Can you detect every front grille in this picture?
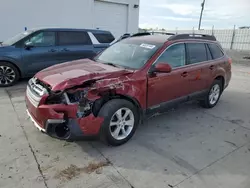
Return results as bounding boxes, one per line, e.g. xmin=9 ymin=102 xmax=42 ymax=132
xmin=26 ymin=78 xmax=48 ymax=107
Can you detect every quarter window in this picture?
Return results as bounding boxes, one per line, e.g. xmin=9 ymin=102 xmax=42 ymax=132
xmin=156 ymin=43 xmax=185 ymax=68
xmin=25 ymin=31 xmax=56 ymax=47
xmin=208 ymin=43 xmax=224 ymax=59
xmin=58 ymin=31 xmax=92 ymax=45
xmin=186 ymin=43 xmax=207 ymax=64
xmin=93 ymin=33 xmax=115 ymax=43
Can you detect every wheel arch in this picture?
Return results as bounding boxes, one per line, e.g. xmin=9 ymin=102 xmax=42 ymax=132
xmin=92 ymin=93 xmax=143 ymax=120
xmin=0 ymin=60 xmax=22 ymax=78
xmin=214 ymin=75 xmax=225 ymax=90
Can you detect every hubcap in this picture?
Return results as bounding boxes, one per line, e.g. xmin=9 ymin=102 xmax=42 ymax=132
xmin=109 ymin=108 xmax=135 ymax=140
xmin=209 ymin=84 xmax=220 ymax=105
xmin=0 ymin=66 xmax=15 ymax=85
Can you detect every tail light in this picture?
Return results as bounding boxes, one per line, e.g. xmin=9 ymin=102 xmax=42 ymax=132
xmin=228 ymin=58 xmax=232 ymax=65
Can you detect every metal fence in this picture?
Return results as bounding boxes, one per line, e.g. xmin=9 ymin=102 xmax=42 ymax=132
xmin=148 ymin=28 xmax=250 ymax=51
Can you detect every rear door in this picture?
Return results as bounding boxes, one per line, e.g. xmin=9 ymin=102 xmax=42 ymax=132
xmin=205 ymin=43 xmax=226 ymax=86
xmin=56 ymin=31 xmax=95 ymax=63
xmin=185 ymin=42 xmax=210 ymax=97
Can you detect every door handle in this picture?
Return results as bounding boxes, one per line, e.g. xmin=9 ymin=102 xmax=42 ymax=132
xmin=209 ymin=65 xmax=215 ymax=70
xmin=181 ymin=72 xmax=188 ymax=77
xmin=48 ymin=49 xmax=57 ymax=52
xmin=61 ymin=48 xmax=70 ymax=52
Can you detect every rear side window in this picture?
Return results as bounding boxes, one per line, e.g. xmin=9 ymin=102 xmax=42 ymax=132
xmin=186 ymin=43 xmax=207 ymax=64
xmin=58 ymin=31 xmax=92 ymax=45
xmin=93 ymin=33 xmax=115 ymax=43
xmin=208 ymin=43 xmax=224 ymax=59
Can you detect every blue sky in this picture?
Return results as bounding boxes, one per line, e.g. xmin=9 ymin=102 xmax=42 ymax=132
xmin=139 ymin=0 xmax=250 ymax=29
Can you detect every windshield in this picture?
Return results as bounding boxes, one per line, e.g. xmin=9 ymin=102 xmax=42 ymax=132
xmin=2 ymin=30 xmax=33 ymax=46
xmin=96 ymin=39 xmax=162 ymax=69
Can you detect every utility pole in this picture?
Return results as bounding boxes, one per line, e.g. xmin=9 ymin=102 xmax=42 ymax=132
xmin=198 ymin=0 xmax=206 ymax=30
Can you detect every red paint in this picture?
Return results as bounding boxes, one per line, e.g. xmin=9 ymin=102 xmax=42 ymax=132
xmin=154 ymin=63 xmax=172 ymax=73
xmin=77 ymin=115 xmax=104 ymax=135
xmin=35 ymin=59 xmax=133 ymax=91
xmin=26 ymin=35 xmax=232 ymax=138
xmin=26 ymin=96 xmax=64 ymax=129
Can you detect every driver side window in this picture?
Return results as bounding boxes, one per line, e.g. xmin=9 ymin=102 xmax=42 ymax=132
xmin=25 ymin=31 xmax=56 ymax=47
xmin=156 ymin=43 xmax=186 ymax=68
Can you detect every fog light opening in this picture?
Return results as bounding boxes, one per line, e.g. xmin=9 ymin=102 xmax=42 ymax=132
xmin=54 ymin=124 xmax=70 ymax=139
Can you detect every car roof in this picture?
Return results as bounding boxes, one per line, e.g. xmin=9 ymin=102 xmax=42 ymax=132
xmin=31 ymin=27 xmax=111 ymax=34
xmin=126 ymin=35 xmax=171 ymax=44
xmin=126 ymin=34 xmax=218 ymax=45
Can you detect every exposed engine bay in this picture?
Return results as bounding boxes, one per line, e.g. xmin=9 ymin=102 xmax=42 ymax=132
xmin=45 ymin=89 xmax=93 ymax=118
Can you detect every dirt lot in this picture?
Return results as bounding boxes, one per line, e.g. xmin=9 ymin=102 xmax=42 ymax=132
xmin=0 ymin=62 xmax=250 ymax=188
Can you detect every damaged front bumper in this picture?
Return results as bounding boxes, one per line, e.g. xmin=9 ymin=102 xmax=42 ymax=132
xmin=25 ymin=78 xmax=104 ymax=140
xmin=26 ymin=96 xmax=104 ymax=140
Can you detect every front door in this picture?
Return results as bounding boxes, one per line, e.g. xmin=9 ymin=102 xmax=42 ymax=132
xmin=147 ymin=43 xmax=190 ymax=110
xmin=21 ymin=31 xmax=58 ymax=75
xmin=56 ymin=31 xmax=96 ymax=63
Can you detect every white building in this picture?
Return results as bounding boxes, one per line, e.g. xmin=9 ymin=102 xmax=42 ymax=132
xmin=0 ymin=0 xmax=140 ymax=41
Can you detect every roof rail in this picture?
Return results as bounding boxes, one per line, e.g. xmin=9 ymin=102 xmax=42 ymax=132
xmin=149 ymin=31 xmax=175 ymax=36
xmin=131 ymin=32 xmax=151 ymax=37
xmin=131 ymin=31 xmax=176 ymax=37
xmin=168 ymin=34 xmax=216 ymax=41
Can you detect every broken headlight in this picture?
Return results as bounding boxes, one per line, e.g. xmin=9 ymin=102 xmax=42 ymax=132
xmin=66 ymin=90 xmax=92 ymax=118
xmin=45 ymin=91 xmax=66 ymax=104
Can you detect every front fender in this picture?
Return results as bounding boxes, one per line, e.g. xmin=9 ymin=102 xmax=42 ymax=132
xmin=87 ymin=77 xmax=147 ymax=109
xmin=0 ymin=56 xmax=23 ymax=74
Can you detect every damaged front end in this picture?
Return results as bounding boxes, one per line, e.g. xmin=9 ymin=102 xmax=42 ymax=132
xmin=26 ymin=78 xmax=104 ymax=141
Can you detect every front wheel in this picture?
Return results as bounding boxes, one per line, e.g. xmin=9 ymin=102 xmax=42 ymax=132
xmin=200 ymin=80 xmax=222 ymax=108
xmin=99 ymin=99 xmax=139 ymax=146
xmin=0 ymin=62 xmax=20 ymax=87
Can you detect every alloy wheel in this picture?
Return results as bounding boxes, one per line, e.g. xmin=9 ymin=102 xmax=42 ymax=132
xmin=209 ymin=84 xmax=220 ymax=105
xmin=109 ymin=107 xmax=135 ymax=140
xmin=0 ymin=66 xmax=16 ymax=85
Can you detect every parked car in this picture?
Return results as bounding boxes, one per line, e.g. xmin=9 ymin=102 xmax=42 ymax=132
xmin=0 ymin=28 xmax=114 ymax=86
xmin=26 ymin=33 xmax=232 ymax=146
xmin=110 ymin=32 xmax=152 ymax=45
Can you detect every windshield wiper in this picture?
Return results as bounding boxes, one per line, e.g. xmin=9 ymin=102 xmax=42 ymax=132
xmin=97 ymin=60 xmax=131 ymax=69
xmin=105 ymin=62 xmax=121 ymax=68
xmin=99 ymin=61 xmax=123 ymax=68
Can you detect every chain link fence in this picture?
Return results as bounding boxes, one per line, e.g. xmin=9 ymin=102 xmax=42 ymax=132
xmin=145 ymin=27 xmax=250 ymax=51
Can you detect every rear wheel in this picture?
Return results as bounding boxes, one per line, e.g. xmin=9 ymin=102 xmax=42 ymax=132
xmin=0 ymin=62 xmax=20 ymax=87
xmin=200 ymin=80 xmax=222 ymax=108
xmin=99 ymin=99 xmax=139 ymax=146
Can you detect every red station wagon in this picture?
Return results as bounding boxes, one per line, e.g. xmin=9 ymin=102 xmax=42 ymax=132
xmin=26 ymin=34 xmax=232 ymax=146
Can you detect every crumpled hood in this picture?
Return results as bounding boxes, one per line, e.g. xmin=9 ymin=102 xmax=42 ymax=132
xmin=35 ymin=59 xmax=133 ymax=91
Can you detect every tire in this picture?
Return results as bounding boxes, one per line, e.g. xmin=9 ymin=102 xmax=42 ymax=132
xmin=0 ymin=62 xmax=20 ymax=87
xmin=98 ymin=99 xmax=139 ymax=146
xmin=200 ymin=79 xmax=222 ymax=108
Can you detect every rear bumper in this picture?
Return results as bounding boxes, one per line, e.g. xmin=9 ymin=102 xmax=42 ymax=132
xmin=25 ymin=94 xmax=104 ymax=140
xmin=224 ymin=70 xmax=232 ymax=89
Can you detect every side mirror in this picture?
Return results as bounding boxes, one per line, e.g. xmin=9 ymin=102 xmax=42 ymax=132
xmin=24 ymin=42 xmax=34 ymax=50
xmin=154 ymin=63 xmax=172 ymax=73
